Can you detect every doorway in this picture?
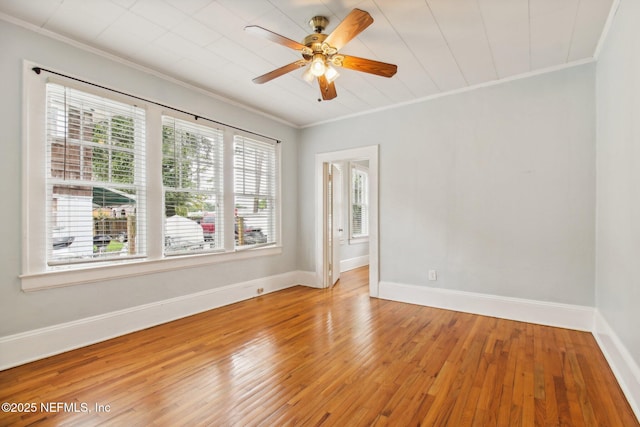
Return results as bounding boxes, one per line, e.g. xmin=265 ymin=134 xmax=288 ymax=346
xmin=315 ymin=145 xmax=379 ymax=296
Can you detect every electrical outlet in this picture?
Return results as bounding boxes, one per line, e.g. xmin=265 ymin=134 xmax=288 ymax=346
xmin=428 ymin=270 xmax=437 ymax=281
xmin=257 ymin=288 xmax=264 ymax=294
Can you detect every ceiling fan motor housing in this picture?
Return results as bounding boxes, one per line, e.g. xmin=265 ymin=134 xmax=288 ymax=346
xmin=303 ymin=33 xmax=328 ymax=59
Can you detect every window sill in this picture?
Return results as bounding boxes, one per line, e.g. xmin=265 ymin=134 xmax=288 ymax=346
xmin=20 ymin=245 xmax=282 ymax=292
xmin=349 ymin=237 xmax=369 ymax=245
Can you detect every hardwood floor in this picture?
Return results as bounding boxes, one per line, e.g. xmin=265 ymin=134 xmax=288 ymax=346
xmin=1 ymin=267 xmax=637 ymax=426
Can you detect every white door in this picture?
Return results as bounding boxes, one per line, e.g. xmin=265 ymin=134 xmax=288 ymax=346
xmin=330 ymin=163 xmax=342 ymax=286
xmin=324 ymin=163 xmax=342 ymax=287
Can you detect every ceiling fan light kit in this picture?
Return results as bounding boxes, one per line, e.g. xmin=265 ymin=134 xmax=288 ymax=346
xmin=324 ymin=64 xmax=340 ymax=83
xmin=310 ymin=53 xmax=327 ymax=77
xmin=245 ymin=9 xmax=398 ymax=101
xmin=302 ymin=67 xmax=315 ymax=84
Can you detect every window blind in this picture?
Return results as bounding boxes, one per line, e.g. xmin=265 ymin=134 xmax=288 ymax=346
xmin=46 ymin=83 xmax=146 ymax=266
xmin=351 ymin=165 xmax=369 ymax=238
xmin=233 ymin=135 xmax=277 ymax=248
xmin=162 ymin=116 xmax=224 ymax=255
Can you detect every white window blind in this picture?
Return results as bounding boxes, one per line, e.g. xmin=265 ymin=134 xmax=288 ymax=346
xmin=162 ymin=116 xmax=224 ymax=255
xmin=233 ymin=135 xmax=277 ymax=248
xmin=46 ymin=83 xmax=146 ymax=266
xmin=351 ymin=164 xmax=369 ymax=239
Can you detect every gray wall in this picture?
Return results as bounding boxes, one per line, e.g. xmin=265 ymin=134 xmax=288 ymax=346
xmin=596 ymin=0 xmax=640 ymax=367
xmin=0 ymin=20 xmax=299 ymax=336
xmin=299 ymin=65 xmax=596 ymax=306
xmin=340 ymin=240 xmax=368 ymax=263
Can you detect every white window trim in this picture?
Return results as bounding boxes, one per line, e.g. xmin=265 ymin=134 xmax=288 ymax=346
xmin=20 ymin=246 xmax=282 ymax=291
xmin=21 ymin=62 xmax=281 ymax=291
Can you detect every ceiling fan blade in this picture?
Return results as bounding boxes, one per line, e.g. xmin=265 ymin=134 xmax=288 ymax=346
xmin=252 ymin=60 xmax=308 ymax=84
xmin=317 ymin=74 xmax=337 ymax=100
xmin=245 ymin=25 xmax=307 ymax=51
xmin=324 ymin=9 xmax=374 ymax=51
xmin=338 ymin=55 xmax=398 ymax=78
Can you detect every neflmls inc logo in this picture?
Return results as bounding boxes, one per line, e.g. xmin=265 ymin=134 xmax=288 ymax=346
xmin=40 ymin=402 xmax=90 ymax=413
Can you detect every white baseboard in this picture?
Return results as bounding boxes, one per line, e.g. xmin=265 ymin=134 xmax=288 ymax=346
xmin=295 ymin=270 xmax=321 ymax=288
xmin=378 ymin=281 xmax=595 ymax=331
xmin=593 ymin=310 xmax=640 ymax=421
xmin=0 ymin=270 xmax=308 ymax=371
xmin=340 ymin=255 xmax=369 ymax=273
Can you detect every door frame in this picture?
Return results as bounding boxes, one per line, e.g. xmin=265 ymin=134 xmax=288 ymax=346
xmin=315 ymin=145 xmax=379 ymax=296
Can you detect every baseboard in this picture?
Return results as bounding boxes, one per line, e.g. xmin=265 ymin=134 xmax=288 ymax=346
xmin=593 ymin=310 xmax=640 ymax=420
xmin=340 ymin=255 xmax=369 ymax=273
xmin=0 ymin=271 xmax=308 ymax=371
xmin=378 ymin=281 xmax=595 ymax=331
xmin=295 ymin=270 xmax=321 ymax=288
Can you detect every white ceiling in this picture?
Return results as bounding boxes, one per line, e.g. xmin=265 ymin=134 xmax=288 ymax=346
xmin=0 ymin=0 xmax=614 ymax=127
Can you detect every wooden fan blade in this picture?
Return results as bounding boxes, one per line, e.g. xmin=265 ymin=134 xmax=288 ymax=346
xmin=317 ymin=74 xmax=337 ymax=100
xmin=252 ymin=60 xmax=308 ymax=84
xmin=338 ymin=55 xmax=397 ymax=77
xmin=245 ymin=25 xmax=307 ymax=51
xmin=324 ymin=9 xmax=373 ymax=51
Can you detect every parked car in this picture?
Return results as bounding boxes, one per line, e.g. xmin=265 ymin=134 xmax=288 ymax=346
xmin=52 ymin=226 xmax=75 ymax=249
xmin=53 ymin=236 xmax=74 ymax=249
xmin=200 ymin=213 xmax=266 ymax=245
xmin=200 ymin=213 xmax=215 ymax=242
xmin=235 ymin=223 xmax=267 ymax=245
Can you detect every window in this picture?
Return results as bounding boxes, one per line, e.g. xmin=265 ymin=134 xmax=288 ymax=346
xmin=233 ymin=135 xmax=278 ymax=248
xmin=46 ymin=83 xmax=146 ymax=266
xmin=162 ymin=117 xmax=224 ymax=255
xmin=350 ymin=163 xmax=369 ymax=239
xmin=23 ymin=68 xmax=281 ymax=290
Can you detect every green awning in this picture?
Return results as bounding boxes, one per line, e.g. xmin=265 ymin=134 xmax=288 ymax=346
xmin=93 ymin=187 xmax=136 ymax=207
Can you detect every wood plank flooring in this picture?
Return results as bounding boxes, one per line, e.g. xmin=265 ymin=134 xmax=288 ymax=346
xmin=1 ymin=267 xmax=637 ymax=426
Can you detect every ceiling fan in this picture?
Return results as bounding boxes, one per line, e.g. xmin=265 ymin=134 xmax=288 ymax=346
xmin=245 ymin=8 xmax=398 ymax=101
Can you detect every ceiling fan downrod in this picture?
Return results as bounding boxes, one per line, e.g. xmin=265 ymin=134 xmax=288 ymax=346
xmin=309 ymin=16 xmax=329 ymax=33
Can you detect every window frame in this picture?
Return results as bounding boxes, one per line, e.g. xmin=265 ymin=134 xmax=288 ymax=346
xmin=21 ymin=63 xmax=281 ymax=291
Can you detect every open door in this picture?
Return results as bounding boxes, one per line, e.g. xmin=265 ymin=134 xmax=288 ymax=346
xmin=324 ymin=162 xmax=342 ymax=287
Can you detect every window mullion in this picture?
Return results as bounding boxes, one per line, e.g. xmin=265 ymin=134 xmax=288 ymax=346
xmin=223 ymin=128 xmax=235 ymax=251
xmin=146 ymin=106 xmax=163 ymax=260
